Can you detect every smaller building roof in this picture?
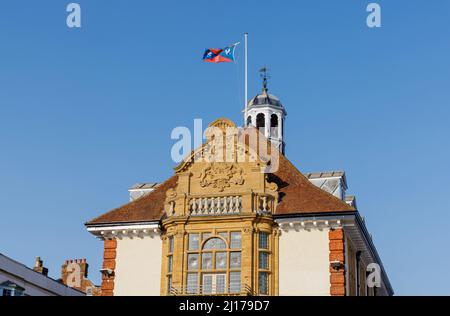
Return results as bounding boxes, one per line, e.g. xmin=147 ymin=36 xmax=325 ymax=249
xmin=0 ymin=253 xmax=84 ymax=296
xmin=247 ymin=88 xmax=284 ymax=110
xmin=304 ymin=171 xmax=345 ymax=179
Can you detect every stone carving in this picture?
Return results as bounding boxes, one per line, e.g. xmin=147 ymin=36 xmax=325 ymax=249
xmin=198 ymin=163 xmax=245 ymax=192
xmin=166 ymin=188 xmax=177 ymax=199
xmin=267 ymin=181 xmax=278 ymax=192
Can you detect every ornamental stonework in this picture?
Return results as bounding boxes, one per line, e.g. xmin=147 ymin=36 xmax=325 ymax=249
xmin=198 ymin=163 xmax=245 ymax=192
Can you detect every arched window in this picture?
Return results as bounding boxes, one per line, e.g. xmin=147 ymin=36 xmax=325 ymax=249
xmin=246 ymin=116 xmax=252 ymax=127
xmin=203 ymin=237 xmax=226 ymax=250
xmin=256 ymin=113 xmax=265 ymax=130
xmin=184 ymin=232 xmax=242 ymax=295
xmin=270 ymin=114 xmax=279 ymax=137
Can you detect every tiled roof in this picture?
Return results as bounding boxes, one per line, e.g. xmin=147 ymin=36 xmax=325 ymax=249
xmin=271 ymin=155 xmax=354 ymax=214
xmin=86 ymin=155 xmax=354 ymax=226
xmin=86 ymin=176 xmax=177 ymax=225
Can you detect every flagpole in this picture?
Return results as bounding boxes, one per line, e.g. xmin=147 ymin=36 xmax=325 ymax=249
xmin=244 ymin=32 xmax=248 ymax=124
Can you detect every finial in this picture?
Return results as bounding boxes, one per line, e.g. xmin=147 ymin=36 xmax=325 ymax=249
xmin=259 ymin=67 xmax=270 ymax=94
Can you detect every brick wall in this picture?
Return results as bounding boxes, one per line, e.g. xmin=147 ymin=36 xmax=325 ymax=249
xmin=101 ymin=239 xmax=117 ymax=296
xmin=329 ymin=228 xmax=345 ymax=296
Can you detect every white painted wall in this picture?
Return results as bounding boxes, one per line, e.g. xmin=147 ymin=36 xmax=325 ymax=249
xmin=114 ymin=236 xmax=162 ymax=296
xmin=278 ymin=228 xmax=330 ymax=296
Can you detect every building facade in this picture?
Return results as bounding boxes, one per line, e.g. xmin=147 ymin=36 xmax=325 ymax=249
xmin=86 ymin=87 xmax=393 ymax=296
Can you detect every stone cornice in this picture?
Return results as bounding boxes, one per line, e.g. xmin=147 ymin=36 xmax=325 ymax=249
xmin=87 ymin=223 xmax=161 ymax=240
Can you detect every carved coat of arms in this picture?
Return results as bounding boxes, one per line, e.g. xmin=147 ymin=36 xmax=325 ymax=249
xmin=198 ymin=163 xmax=244 ymax=192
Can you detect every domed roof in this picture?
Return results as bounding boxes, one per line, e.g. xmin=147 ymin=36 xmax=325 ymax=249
xmin=247 ymin=89 xmax=283 ymax=108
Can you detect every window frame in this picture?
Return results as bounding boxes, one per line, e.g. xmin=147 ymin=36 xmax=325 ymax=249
xmin=184 ymin=231 xmax=242 ymax=294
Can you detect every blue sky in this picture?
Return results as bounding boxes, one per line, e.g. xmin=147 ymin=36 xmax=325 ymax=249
xmin=0 ymin=0 xmax=449 ymax=295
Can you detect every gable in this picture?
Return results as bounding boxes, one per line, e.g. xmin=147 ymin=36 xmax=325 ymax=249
xmin=86 ymin=119 xmax=354 ymax=226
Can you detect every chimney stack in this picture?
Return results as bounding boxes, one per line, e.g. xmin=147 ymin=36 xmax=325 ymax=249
xmin=61 ymin=258 xmax=89 ymax=290
xmin=33 ymin=256 xmax=49 ymax=276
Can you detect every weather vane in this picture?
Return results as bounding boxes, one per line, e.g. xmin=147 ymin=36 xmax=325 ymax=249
xmin=259 ymin=67 xmax=270 ymax=92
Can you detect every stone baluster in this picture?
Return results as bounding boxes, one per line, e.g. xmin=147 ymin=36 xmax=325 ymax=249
xmin=216 ymin=197 xmax=221 ymax=214
xmin=193 ymin=198 xmax=198 ymax=214
xmin=262 ymin=196 xmax=268 ymax=212
xmin=209 ymin=198 xmax=214 ymax=214
xmin=223 ymin=197 xmax=229 ymax=213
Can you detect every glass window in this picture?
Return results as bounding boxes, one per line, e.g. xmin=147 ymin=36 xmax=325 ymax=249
xmin=168 ymin=236 xmax=174 ymax=253
xmin=203 ymin=237 xmax=226 ymax=250
xmin=259 ymin=252 xmax=269 ymax=269
xmin=230 ymin=232 xmax=242 ymax=249
xmin=215 ymin=252 xmax=227 ymax=269
xmin=230 ymin=252 xmax=241 ymax=269
xmin=202 ymin=253 xmax=213 ymax=270
xmin=229 ymin=272 xmax=241 ymax=293
xmin=216 ymin=274 xmax=226 ymax=294
xmin=259 ymin=272 xmax=268 ymax=295
xmin=219 ymin=232 xmax=228 ymax=242
xmin=202 ymin=232 xmax=212 ymax=241
xmin=259 ymin=232 xmax=269 ymax=249
xmin=187 ymin=254 xmax=199 ymax=271
xmin=203 ymin=275 xmax=213 ymax=294
xmin=187 ymin=273 xmax=198 ymax=294
xmin=167 ymin=276 xmax=172 ymax=295
xmin=168 ymin=255 xmax=173 ymax=273
xmin=2 ymin=289 xmax=12 ymax=296
xmin=188 ymin=233 xmax=199 ymax=251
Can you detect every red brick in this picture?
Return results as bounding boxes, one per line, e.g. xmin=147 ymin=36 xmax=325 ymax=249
xmin=329 ymin=241 xmax=344 ymax=251
xmin=101 ymin=280 xmax=114 ymax=291
xmin=104 ymin=250 xmax=116 ymax=260
xmin=330 ymin=272 xmax=345 ymax=284
xmin=104 ymin=239 xmax=117 ymax=249
xmin=329 ymin=251 xmax=345 ymax=262
xmin=102 ymin=259 xmax=116 ymax=270
xmin=329 ymin=229 xmax=344 ymax=240
xmin=330 ymin=284 xmax=345 ymax=296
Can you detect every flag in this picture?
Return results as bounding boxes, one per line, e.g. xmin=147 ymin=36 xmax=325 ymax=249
xmin=203 ymin=43 xmax=239 ymax=63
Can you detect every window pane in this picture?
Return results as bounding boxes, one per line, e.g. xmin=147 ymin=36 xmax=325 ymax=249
xmin=168 ymin=255 xmax=173 ymax=273
xmin=259 ymin=232 xmax=269 ymax=249
xmin=3 ymin=289 xmax=12 ymax=296
xmin=203 ymin=237 xmax=226 ymax=250
xmin=230 ymin=252 xmax=241 ymax=269
xmin=167 ymin=276 xmax=172 ymax=295
xmin=203 ymin=275 xmax=213 ymax=294
xmin=230 ymin=232 xmax=241 ymax=249
xmin=202 ymin=253 xmax=213 ymax=270
xmin=259 ymin=252 xmax=269 ymax=269
xmin=187 ymin=273 xmax=198 ymax=294
xmin=216 ymin=274 xmax=226 ymax=294
xmin=229 ymin=272 xmax=241 ymax=293
xmin=168 ymin=236 xmax=174 ymax=253
xmin=202 ymin=232 xmax=211 ymax=241
xmin=189 ymin=233 xmax=199 ymax=251
xmin=188 ymin=254 xmax=199 ymax=271
xmin=219 ymin=232 xmax=228 ymax=242
xmin=259 ymin=272 xmax=268 ymax=295
xmin=215 ymin=252 xmax=227 ymax=269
